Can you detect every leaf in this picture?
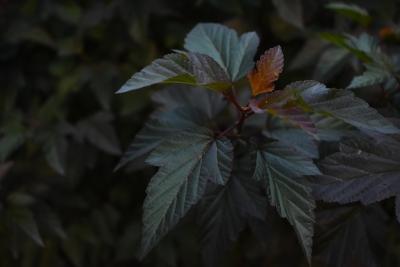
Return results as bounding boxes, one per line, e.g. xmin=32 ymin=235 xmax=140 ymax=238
xmin=313 ymin=47 xmax=350 ymax=82
xmin=264 ymin=115 xmax=319 ymax=158
xmin=252 ymin=141 xmax=320 ymax=263
xmin=77 ymin=112 xmax=121 ymax=155
xmin=347 ymin=64 xmax=389 ymax=88
xmin=247 ymin=46 xmax=284 ymax=96
xmin=313 ymin=135 xmax=400 ymax=223
xmin=116 ymin=53 xmax=195 ymax=93
xmin=0 ymin=121 xmax=26 ymax=162
xmin=272 ymin=0 xmax=303 ymax=28
xmin=45 ymin=136 xmax=67 ymax=176
xmin=138 ymin=127 xmax=233 ymax=258
xmin=188 ymin=52 xmax=231 ymax=91
xmin=184 ymin=23 xmax=260 ymax=81
xmin=115 ymin=107 xmax=208 ymax=171
xmin=326 ymin=2 xmax=371 ymax=26
xmin=314 ymin=204 xmax=388 ymax=267
xmin=266 ymin=106 xmax=317 ymax=138
xmin=199 ymin=175 xmax=267 ymax=267
xmin=9 ymin=208 xmax=44 ymax=247
xmin=285 ymin=80 xmax=400 ymax=134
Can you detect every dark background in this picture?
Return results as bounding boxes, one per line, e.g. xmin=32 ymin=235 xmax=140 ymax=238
xmin=1 ymin=0 xmax=400 ymax=266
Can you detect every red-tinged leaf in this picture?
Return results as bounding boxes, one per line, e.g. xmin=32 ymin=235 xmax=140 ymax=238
xmin=267 ymin=107 xmax=317 ymax=137
xmin=247 ymin=46 xmax=284 ymax=96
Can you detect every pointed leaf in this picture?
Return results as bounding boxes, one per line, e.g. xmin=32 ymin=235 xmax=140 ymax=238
xmin=285 ymin=80 xmax=400 ymax=134
xmin=116 ymin=53 xmax=194 ymax=93
xmin=248 ymin=46 xmax=284 ymax=96
xmin=184 ymin=23 xmax=259 ymax=81
xmin=313 ymin=135 xmax=400 ymax=223
xmin=252 ymin=141 xmax=320 ymax=263
xmin=199 ymin=175 xmax=267 ymax=267
xmin=138 ymin=128 xmax=233 ymax=258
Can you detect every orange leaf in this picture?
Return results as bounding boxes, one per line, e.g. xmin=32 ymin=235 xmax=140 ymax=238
xmin=247 ymin=46 xmax=284 ymax=96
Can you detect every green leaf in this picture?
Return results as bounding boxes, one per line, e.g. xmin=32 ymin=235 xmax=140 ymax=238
xmin=184 ymin=23 xmax=259 ymax=81
xmin=285 ymin=80 xmax=400 ymax=134
xmin=326 ymin=2 xmax=371 ymax=26
xmin=77 ymin=112 xmax=121 ymax=156
xmin=116 ymin=53 xmax=195 ymax=93
xmin=9 ymin=208 xmax=44 ymax=247
xmin=313 ymin=47 xmax=350 ymax=82
xmin=115 ymin=107 xmax=207 ymax=171
xmin=272 ymin=0 xmax=303 ymax=28
xmin=252 ymin=141 xmax=320 ymax=263
xmin=138 ymin=127 xmax=233 ymax=258
xmin=199 ymin=175 xmax=267 ymax=267
xmin=347 ymin=64 xmax=389 ymax=88
xmin=188 ymin=52 xmax=231 ymax=91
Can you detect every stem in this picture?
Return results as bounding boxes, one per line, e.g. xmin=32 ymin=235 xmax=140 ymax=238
xmin=218 ymin=89 xmax=255 ymax=138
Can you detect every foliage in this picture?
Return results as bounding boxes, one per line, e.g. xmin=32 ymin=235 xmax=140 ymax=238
xmin=2 ymin=0 xmax=400 ymax=267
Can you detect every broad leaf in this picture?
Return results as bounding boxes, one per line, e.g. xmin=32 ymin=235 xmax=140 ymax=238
xmin=252 ymin=141 xmax=320 ymax=263
xmin=188 ymin=52 xmax=230 ymax=91
xmin=348 ymin=64 xmax=389 ymax=88
xmin=284 ymin=80 xmax=400 ymax=134
xmin=116 ymin=86 xmax=227 ymax=171
xmin=199 ymin=175 xmax=267 ymax=267
xmin=248 ymin=46 xmax=284 ymax=96
xmin=117 ymin=53 xmax=194 ymax=93
xmin=184 ymin=23 xmax=259 ymax=81
xmin=314 ymin=204 xmax=388 ymax=267
xmin=138 ymin=127 xmax=233 ymax=258
xmin=313 ymin=135 xmax=400 ymax=223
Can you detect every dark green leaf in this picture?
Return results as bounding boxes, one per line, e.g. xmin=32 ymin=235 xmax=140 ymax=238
xmin=285 ymin=80 xmax=400 ymax=134
xmin=184 ymin=23 xmax=259 ymax=81
xmin=199 ymin=175 xmax=267 ymax=267
xmin=326 ymin=2 xmax=371 ymax=26
xmin=138 ymin=127 xmax=233 ymax=258
xmin=252 ymin=141 xmax=320 ymax=263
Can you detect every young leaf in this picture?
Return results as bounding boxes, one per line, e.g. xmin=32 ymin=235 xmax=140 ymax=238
xmin=326 ymin=2 xmax=371 ymax=26
xmin=313 ymin=135 xmax=400 ymax=223
xmin=252 ymin=141 xmax=320 ymax=263
xmin=184 ymin=23 xmax=260 ymax=81
xmin=247 ymin=46 xmax=284 ymax=96
xmin=138 ymin=127 xmax=233 ymax=258
xmin=199 ymin=175 xmax=267 ymax=267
